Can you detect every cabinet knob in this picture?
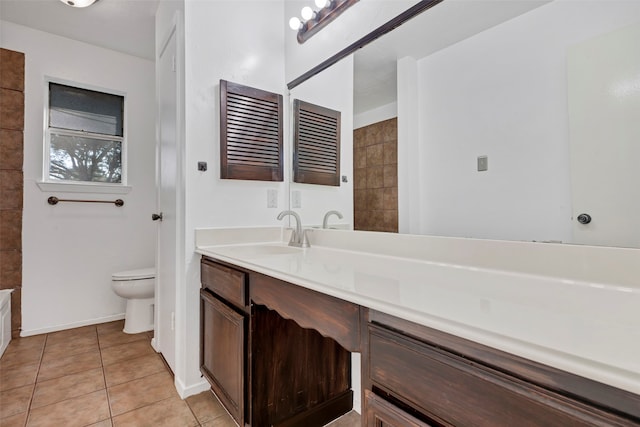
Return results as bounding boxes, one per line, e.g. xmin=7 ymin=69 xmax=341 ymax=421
xmin=152 ymin=212 xmax=163 ymax=221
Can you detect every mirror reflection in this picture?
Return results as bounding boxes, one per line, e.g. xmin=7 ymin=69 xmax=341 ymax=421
xmin=291 ymin=0 xmax=640 ymax=248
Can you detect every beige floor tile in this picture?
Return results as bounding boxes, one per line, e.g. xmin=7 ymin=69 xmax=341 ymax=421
xmin=87 ymin=420 xmax=113 ymax=427
xmin=325 ymin=411 xmax=361 ymax=427
xmin=97 ymin=329 xmax=149 ymax=349
xmin=96 ymin=320 xmax=125 ymax=334
xmin=0 ymin=363 xmax=38 ymax=392
xmin=0 ymin=335 xmax=45 ymax=361
xmin=107 ymin=371 xmax=176 ymax=416
xmin=26 ymin=389 xmax=110 ymax=427
xmin=0 ymin=344 xmax=42 ymax=369
xmin=45 ymin=325 xmax=96 ymax=345
xmin=0 ymin=411 xmax=28 ymax=427
xmin=185 ymin=390 xmax=228 ymax=424
xmin=0 ymin=384 xmax=33 ymax=419
xmin=112 ymin=396 xmax=198 ymax=427
xmin=200 ymin=414 xmax=237 ymax=427
xmin=2 ymin=335 xmax=45 ymax=351
xmin=103 ymin=353 xmax=165 ymax=388
xmin=37 ymin=349 xmax=102 ymax=382
xmin=43 ymin=335 xmax=99 ymax=358
xmin=31 ymin=367 xmax=105 ymax=409
xmin=100 ymin=340 xmax=155 ymax=367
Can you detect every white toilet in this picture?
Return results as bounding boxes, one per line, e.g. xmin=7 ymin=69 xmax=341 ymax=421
xmin=111 ymin=267 xmax=155 ymax=334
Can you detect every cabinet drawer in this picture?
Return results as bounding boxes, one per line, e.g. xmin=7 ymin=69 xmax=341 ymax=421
xmin=369 ymin=325 xmax=623 ymax=427
xmin=201 ymin=259 xmax=246 ymax=309
xmin=366 ymin=390 xmax=432 ymax=427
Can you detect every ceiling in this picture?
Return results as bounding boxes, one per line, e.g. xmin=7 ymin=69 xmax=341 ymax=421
xmin=0 ymin=0 xmax=159 ymax=60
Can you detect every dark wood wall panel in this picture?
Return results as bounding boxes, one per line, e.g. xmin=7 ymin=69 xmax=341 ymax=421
xmin=220 ymin=80 xmax=283 ymax=181
xmin=293 ymin=99 xmax=341 ymax=186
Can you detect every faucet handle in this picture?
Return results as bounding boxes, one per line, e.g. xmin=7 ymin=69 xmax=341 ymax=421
xmin=300 ymin=229 xmax=310 ymax=248
xmin=287 ymin=228 xmax=299 ymax=246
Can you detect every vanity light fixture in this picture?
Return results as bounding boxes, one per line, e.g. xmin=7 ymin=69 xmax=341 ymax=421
xmin=59 ymin=0 xmax=99 ymax=7
xmin=289 ymin=0 xmax=359 ymax=44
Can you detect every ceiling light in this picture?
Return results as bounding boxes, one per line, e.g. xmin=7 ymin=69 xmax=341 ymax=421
xmin=59 ymin=0 xmax=99 ymax=8
xmin=315 ymin=0 xmax=329 ymax=8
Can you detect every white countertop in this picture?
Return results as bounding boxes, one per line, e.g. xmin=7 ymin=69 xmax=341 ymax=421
xmin=195 ymin=227 xmax=640 ymax=396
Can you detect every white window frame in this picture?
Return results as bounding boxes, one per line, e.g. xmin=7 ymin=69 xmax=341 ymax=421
xmin=38 ymin=77 xmax=131 ymax=194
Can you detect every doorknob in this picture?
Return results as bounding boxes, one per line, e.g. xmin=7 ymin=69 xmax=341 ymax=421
xmin=152 ymin=212 xmax=163 ymax=221
xmin=577 ymin=213 xmax=591 ymax=224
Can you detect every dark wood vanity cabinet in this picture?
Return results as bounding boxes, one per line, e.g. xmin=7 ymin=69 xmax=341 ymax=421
xmin=201 ymin=256 xmax=640 ymax=427
xmin=200 ymin=259 xmax=248 ymax=425
xmin=200 ymin=257 xmax=354 ymax=427
xmin=363 ymin=310 xmax=640 ymax=427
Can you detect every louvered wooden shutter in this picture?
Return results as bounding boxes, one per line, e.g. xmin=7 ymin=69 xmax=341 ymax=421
xmin=293 ymin=99 xmax=341 ymax=186
xmin=220 ymin=80 xmax=283 ymax=181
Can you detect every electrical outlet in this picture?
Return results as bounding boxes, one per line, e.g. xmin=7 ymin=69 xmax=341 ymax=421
xmin=267 ymin=189 xmax=278 ymax=208
xmin=292 ymin=191 xmax=302 ymax=208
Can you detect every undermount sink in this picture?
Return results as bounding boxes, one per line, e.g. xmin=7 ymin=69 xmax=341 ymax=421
xmin=215 ymin=244 xmax=303 ymax=258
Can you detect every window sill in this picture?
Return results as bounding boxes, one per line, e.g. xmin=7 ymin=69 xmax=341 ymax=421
xmin=36 ymin=181 xmax=133 ymax=194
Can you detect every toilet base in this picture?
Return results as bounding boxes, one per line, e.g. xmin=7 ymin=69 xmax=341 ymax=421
xmin=123 ymin=297 xmax=154 ymax=334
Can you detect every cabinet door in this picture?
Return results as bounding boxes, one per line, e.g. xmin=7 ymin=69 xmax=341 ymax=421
xmin=201 ymin=289 xmax=245 ymax=425
xmin=366 ymin=390 xmax=432 ymax=427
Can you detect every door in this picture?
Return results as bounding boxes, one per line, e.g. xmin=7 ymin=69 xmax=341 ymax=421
xmin=200 ymin=289 xmax=245 ymax=426
xmin=568 ymin=23 xmax=640 ymax=248
xmin=155 ymin=24 xmax=179 ymax=370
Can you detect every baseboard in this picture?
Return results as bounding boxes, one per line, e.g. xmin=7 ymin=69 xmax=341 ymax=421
xmin=174 ymin=376 xmax=211 ymax=400
xmin=353 ymin=393 xmax=361 ymax=414
xmin=20 ymin=313 xmax=125 ymax=337
xmin=150 ymin=337 xmax=159 ymax=352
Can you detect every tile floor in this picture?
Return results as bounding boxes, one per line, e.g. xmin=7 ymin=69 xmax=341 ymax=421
xmin=0 ymin=320 xmax=360 ymax=427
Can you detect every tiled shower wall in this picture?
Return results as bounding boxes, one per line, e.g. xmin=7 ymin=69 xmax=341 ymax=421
xmin=0 ymin=48 xmax=24 ymax=338
xmin=353 ymin=118 xmax=398 ymax=232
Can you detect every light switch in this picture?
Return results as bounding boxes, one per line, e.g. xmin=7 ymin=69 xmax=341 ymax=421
xmin=477 ymin=156 xmax=488 ymax=172
xmin=267 ymin=189 xmax=278 ymax=208
xmin=292 ymin=191 xmax=302 ymax=208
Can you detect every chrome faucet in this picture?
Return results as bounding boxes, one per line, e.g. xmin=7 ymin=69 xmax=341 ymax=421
xmin=277 ymin=210 xmax=309 ymax=248
xmin=322 ymin=210 xmax=343 ymax=229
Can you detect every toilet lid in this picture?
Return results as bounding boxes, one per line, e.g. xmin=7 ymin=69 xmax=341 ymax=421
xmin=112 ymin=267 xmax=155 ymax=281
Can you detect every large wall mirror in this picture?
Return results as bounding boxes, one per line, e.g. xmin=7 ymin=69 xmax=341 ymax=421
xmin=287 ymin=0 xmax=640 ymax=249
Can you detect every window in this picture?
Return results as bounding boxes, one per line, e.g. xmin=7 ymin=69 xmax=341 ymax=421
xmin=45 ymin=82 xmax=125 ymax=184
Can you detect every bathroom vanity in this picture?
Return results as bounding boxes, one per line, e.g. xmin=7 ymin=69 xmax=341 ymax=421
xmin=196 ymin=227 xmax=640 ymax=427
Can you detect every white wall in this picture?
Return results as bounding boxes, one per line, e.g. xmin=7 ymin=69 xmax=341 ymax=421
xmin=0 ymin=21 xmax=156 ymax=335
xmin=174 ymin=0 xmax=287 ymax=395
xmin=409 ymin=1 xmax=640 ymax=243
xmin=289 ymin=56 xmax=354 ymax=228
xmin=354 ymin=101 xmax=397 ymax=130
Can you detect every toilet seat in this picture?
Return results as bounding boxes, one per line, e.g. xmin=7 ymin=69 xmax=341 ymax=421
xmin=112 ymin=267 xmax=155 ymax=281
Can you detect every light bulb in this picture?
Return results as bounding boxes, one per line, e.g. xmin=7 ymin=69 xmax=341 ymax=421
xmin=59 ymin=0 xmax=99 ymax=7
xmin=315 ymin=0 xmax=329 ymax=8
xmin=301 ymin=6 xmax=315 ymax=21
xmin=289 ymin=17 xmax=302 ymax=30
